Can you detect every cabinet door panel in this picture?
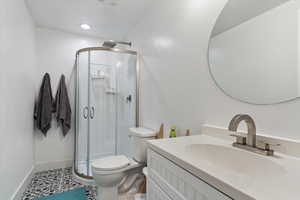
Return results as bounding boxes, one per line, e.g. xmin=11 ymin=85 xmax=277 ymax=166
xmin=148 ymin=149 xmax=232 ymax=200
xmin=147 ymin=178 xmax=172 ymax=200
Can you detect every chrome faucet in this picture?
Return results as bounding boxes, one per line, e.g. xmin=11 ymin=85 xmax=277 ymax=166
xmin=228 ymin=114 xmax=277 ymax=156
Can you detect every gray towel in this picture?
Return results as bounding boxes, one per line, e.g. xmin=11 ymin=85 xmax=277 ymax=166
xmin=34 ymin=73 xmax=54 ymax=136
xmin=54 ymin=75 xmax=71 ymax=136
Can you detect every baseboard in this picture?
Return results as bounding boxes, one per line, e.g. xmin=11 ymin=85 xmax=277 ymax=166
xmin=11 ymin=166 xmax=35 ymax=200
xmin=35 ymin=160 xmax=73 ymax=172
xmin=10 ymin=160 xmax=73 ymax=200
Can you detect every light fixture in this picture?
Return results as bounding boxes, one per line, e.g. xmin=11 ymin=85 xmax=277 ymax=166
xmin=80 ymin=24 xmax=91 ymax=30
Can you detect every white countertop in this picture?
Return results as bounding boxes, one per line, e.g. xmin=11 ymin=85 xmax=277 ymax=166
xmin=148 ymin=134 xmax=300 ymax=200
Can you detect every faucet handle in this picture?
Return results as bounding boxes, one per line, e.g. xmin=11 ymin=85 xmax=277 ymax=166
xmin=230 ymin=133 xmax=246 ymax=145
xmin=256 ymin=140 xmax=280 ymax=151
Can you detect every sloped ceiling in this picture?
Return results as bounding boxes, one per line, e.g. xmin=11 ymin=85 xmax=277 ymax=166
xmin=212 ymin=0 xmax=291 ymax=36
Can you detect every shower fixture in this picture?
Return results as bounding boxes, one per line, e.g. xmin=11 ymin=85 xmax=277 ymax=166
xmin=102 ymin=40 xmax=132 ymax=48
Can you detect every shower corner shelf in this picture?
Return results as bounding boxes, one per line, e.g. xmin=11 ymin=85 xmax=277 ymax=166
xmin=91 ymin=75 xmax=106 ymax=80
xmin=106 ymin=89 xmax=117 ymax=95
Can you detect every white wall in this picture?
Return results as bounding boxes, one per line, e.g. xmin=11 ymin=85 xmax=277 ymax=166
xmin=210 ymin=1 xmax=298 ymax=104
xmin=35 ymin=28 xmax=101 ymax=168
xmin=127 ymin=0 xmax=300 ymax=140
xmin=0 ymin=0 xmax=37 ymax=199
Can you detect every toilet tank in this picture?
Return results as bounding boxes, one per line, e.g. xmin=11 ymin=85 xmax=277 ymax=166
xmin=129 ymin=127 xmax=157 ymax=163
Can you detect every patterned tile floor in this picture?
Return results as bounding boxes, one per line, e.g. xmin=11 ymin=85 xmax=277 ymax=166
xmin=21 ymin=167 xmax=96 ymax=200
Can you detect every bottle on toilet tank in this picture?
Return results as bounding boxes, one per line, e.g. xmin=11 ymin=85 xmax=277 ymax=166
xmin=169 ymin=126 xmax=177 ymax=138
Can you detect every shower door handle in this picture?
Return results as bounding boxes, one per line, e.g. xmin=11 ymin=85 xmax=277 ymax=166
xmin=90 ymin=107 xmax=95 ymax=119
xmin=83 ymin=106 xmax=89 ymax=119
xmin=126 ymin=95 xmax=132 ymax=103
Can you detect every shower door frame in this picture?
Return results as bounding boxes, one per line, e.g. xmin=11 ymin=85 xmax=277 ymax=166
xmin=74 ymin=47 xmax=140 ymax=179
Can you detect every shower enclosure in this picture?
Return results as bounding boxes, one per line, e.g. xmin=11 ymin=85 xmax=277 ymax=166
xmin=74 ymin=46 xmax=138 ymax=179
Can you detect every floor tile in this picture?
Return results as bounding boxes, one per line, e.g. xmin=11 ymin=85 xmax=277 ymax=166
xmin=21 ymin=167 xmax=96 ymax=200
xmin=21 ymin=167 xmax=142 ymax=200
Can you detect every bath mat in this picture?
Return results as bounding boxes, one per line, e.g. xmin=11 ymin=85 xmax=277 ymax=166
xmin=33 ymin=188 xmax=86 ymax=200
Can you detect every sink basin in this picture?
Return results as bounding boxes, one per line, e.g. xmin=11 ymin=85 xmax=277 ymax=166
xmin=185 ymin=144 xmax=285 ymax=178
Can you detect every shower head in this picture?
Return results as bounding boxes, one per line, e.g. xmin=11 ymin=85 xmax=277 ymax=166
xmin=103 ymin=41 xmax=117 ymax=48
xmin=102 ymin=40 xmax=132 ymax=48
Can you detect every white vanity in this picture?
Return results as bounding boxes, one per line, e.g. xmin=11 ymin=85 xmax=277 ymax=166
xmin=146 ymin=127 xmax=300 ymax=200
xmin=147 ymin=149 xmax=232 ymax=200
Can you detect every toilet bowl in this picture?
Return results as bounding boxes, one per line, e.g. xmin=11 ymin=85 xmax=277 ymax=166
xmin=92 ymin=127 xmax=156 ymax=200
xmin=92 ymin=156 xmax=140 ymax=200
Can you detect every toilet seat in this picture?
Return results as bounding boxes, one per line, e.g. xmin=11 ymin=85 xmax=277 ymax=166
xmin=92 ymin=156 xmax=141 ymax=175
xmin=92 ymin=155 xmax=130 ymax=171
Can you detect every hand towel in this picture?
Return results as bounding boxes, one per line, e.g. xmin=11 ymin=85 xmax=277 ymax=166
xmin=54 ymin=75 xmax=71 ymax=136
xmin=34 ymin=73 xmax=54 ymax=136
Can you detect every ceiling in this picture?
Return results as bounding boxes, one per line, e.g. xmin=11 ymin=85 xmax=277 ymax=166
xmin=212 ymin=0 xmax=291 ymax=36
xmin=26 ymin=0 xmax=152 ymax=40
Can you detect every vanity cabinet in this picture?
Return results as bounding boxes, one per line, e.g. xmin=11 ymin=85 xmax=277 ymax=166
xmin=147 ymin=149 xmax=232 ymax=200
xmin=148 ymin=178 xmax=172 ymax=200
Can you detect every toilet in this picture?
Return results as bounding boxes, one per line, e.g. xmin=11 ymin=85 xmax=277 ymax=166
xmin=92 ymin=127 xmax=156 ymax=200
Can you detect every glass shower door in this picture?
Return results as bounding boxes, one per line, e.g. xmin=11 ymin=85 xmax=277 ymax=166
xmin=115 ymin=53 xmax=137 ymax=158
xmin=87 ymin=51 xmax=118 ymax=176
xmin=88 ymin=51 xmax=137 ymax=174
xmin=75 ymin=51 xmax=89 ymax=177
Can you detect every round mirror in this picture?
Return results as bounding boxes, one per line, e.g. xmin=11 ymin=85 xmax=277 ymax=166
xmin=208 ymin=0 xmax=298 ymax=104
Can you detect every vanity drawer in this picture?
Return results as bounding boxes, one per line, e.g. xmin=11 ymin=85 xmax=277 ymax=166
xmin=147 ymin=178 xmax=172 ymax=200
xmin=148 ymin=149 xmax=232 ymax=200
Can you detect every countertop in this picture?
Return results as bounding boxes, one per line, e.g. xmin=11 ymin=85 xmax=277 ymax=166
xmin=147 ymin=134 xmax=300 ymax=200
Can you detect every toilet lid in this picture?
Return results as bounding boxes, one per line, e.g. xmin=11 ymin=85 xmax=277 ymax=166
xmin=92 ymin=155 xmax=130 ymax=171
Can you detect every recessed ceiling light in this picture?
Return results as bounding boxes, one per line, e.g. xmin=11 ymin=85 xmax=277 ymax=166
xmin=80 ymin=24 xmax=91 ymax=30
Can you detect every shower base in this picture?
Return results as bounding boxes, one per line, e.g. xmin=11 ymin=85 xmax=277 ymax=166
xmin=73 ymin=160 xmax=95 ymax=185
